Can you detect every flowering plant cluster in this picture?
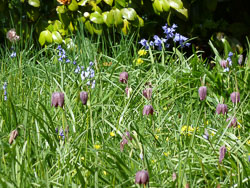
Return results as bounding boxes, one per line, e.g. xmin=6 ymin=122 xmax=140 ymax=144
xmin=139 ymin=24 xmax=190 ymax=51
xmin=2 ymin=82 xmax=7 ymax=101
xmin=220 ymin=52 xmax=234 ymax=72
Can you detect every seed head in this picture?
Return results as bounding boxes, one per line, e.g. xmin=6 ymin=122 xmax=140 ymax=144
xmin=198 ymin=86 xmax=207 ymax=101
xmin=6 ymin=29 xmax=20 ymax=42
xmin=143 ymin=105 xmax=154 ymax=115
xmin=135 ymin=170 xmax=149 ymax=185
xmin=119 ymin=72 xmax=128 ymax=84
xmin=80 ymin=91 xmax=88 ymax=105
xmin=143 ymin=88 xmax=152 ymax=100
xmin=51 ymin=92 xmax=64 ymax=108
xmin=230 ymin=92 xmax=240 ymax=104
xmin=9 ymin=129 xmax=18 ymax=145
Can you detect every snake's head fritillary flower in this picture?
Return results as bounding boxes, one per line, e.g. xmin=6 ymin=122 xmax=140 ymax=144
xmin=143 ymin=88 xmax=152 ymax=100
xmin=120 ymin=131 xmax=132 ymax=151
xmin=230 ymin=92 xmax=240 ymax=104
xmin=119 ymin=72 xmax=128 ymax=84
xmin=143 ymin=105 xmax=154 ymax=115
xmin=219 ymin=146 xmax=226 ymax=163
xmin=9 ymin=129 xmax=18 ymax=145
xmin=198 ymin=86 xmax=207 ymax=101
xmin=220 ymin=60 xmax=228 ymax=68
xmin=226 ymin=117 xmax=237 ymax=128
xmin=216 ymin=104 xmax=228 ymax=115
xmin=238 ymin=55 xmax=243 ymax=65
xmin=51 ymin=92 xmax=64 ymax=108
xmin=80 ymin=91 xmax=88 ymax=105
xmin=135 ymin=170 xmax=149 ymax=185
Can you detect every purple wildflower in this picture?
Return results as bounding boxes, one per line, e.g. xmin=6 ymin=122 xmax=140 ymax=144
xmin=143 ymin=105 xmax=154 ymax=115
xmin=198 ymin=86 xmax=207 ymax=101
xmin=135 ymin=170 xmax=149 ymax=185
xmin=219 ymin=146 xmax=226 ymax=163
xmin=230 ymin=92 xmax=240 ymax=104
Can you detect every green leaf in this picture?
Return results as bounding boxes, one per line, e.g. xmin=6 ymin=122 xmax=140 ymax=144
xmin=168 ymin=0 xmax=183 ymax=9
xmin=28 ymin=0 xmax=40 ymax=7
xmin=85 ymin=21 xmax=94 ymax=35
xmin=121 ymin=19 xmax=129 ymax=35
xmin=39 ymin=30 xmax=52 ymax=46
xmin=153 ymin=0 xmax=163 ymax=13
xmin=162 ymin=0 xmax=170 ymax=11
xmin=175 ymin=8 xmax=188 ymax=19
xmin=121 ymin=8 xmax=137 ymax=21
xmin=104 ymin=0 xmax=113 ymax=6
xmin=115 ymin=0 xmax=126 ymax=7
xmin=68 ymin=0 xmax=78 ymax=11
xmin=56 ymin=5 xmax=67 ymax=14
xmin=52 ymin=31 xmax=63 ymax=44
xmin=90 ymin=11 xmax=104 ymax=24
xmin=78 ymin=0 xmax=88 ymax=6
xmin=111 ymin=9 xmax=123 ymax=26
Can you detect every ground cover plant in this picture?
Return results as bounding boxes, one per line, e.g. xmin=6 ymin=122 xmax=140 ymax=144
xmin=0 ymin=24 xmax=250 ymax=187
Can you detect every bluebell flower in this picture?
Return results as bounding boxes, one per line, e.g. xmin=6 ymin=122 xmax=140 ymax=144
xmin=89 ymin=61 xmax=94 ymax=66
xmin=162 ymin=23 xmax=177 ymax=39
xmin=58 ymin=57 xmax=63 ymax=62
xmin=153 ymin=35 xmax=163 ymax=50
xmin=73 ymin=61 xmax=76 ymax=65
xmin=59 ymin=129 xmax=65 ymax=140
xmin=66 ymin=59 xmax=70 ymax=63
xmin=57 ymin=45 xmax=62 ymax=50
xmin=55 ymin=128 xmax=58 ymax=133
xmin=173 ymin=33 xmax=189 ymax=47
xmin=90 ymin=69 xmax=95 ymax=78
xmin=227 ymin=57 xmax=232 ymax=66
xmin=149 ymin=41 xmax=154 ymax=46
xmin=228 ymin=52 xmax=233 ymax=58
xmin=87 ymin=81 xmax=90 ymax=85
xmin=3 ymin=82 xmax=7 ymax=101
xmin=139 ymin=39 xmax=148 ymax=47
xmin=223 ymin=67 xmax=229 ymax=72
xmin=10 ymin=52 xmax=16 ymax=58
xmin=75 ymin=66 xmax=80 ymax=74
xmin=81 ymin=71 xmax=86 ymax=80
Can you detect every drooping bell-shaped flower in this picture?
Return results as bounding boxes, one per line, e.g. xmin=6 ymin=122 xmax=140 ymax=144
xmin=198 ymin=86 xmax=207 ymax=101
xmin=9 ymin=129 xmax=18 ymax=144
xmin=226 ymin=117 xmax=237 ymax=128
xmin=120 ymin=131 xmax=133 ymax=151
xmin=238 ymin=55 xmax=243 ymax=65
xmin=80 ymin=91 xmax=88 ymax=105
xmin=220 ymin=60 xmax=228 ymax=68
xmin=135 ymin=170 xmax=149 ymax=185
xmin=119 ymin=72 xmax=128 ymax=84
xmin=143 ymin=105 xmax=154 ymax=115
xmin=230 ymin=92 xmax=240 ymax=104
xmin=143 ymin=88 xmax=152 ymax=100
xmin=219 ymin=146 xmax=226 ymax=163
xmin=216 ymin=104 xmax=228 ymax=115
xmin=51 ymin=92 xmax=64 ymax=108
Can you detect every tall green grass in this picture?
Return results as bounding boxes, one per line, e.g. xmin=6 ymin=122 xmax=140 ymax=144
xmin=0 ymin=29 xmax=249 ymax=187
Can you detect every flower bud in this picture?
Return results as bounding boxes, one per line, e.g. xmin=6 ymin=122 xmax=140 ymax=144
xmin=219 ymin=146 xmax=226 ymax=163
xmin=143 ymin=105 xmax=154 ymax=115
xmin=226 ymin=117 xmax=237 ymax=128
xmin=120 ymin=131 xmax=132 ymax=151
xmin=198 ymin=86 xmax=207 ymax=101
xmin=172 ymin=172 xmax=177 ymax=181
xmin=119 ymin=72 xmax=128 ymax=84
xmin=9 ymin=129 xmax=18 ymax=144
xmin=135 ymin=170 xmax=149 ymax=185
xmin=230 ymin=92 xmax=240 ymax=104
xmin=143 ymin=88 xmax=152 ymax=100
xmin=80 ymin=91 xmax=88 ymax=105
xmin=216 ymin=104 xmax=228 ymax=115
xmin=51 ymin=92 xmax=64 ymax=108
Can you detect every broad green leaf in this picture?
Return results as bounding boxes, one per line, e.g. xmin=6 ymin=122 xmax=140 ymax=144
xmin=111 ymin=9 xmax=123 ymax=26
xmin=28 ymin=0 xmax=40 ymax=7
xmin=121 ymin=8 xmax=137 ymax=21
xmin=168 ymin=0 xmax=183 ymax=9
xmin=52 ymin=31 xmax=62 ymax=44
xmin=85 ymin=21 xmax=94 ymax=35
xmin=53 ymin=20 xmax=63 ymax=31
xmin=102 ymin=12 xmax=112 ymax=27
xmin=90 ymin=11 xmax=104 ymax=24
xmin=78 ymin=0 xmax=88 ymax=6
xmin=39 ymin=30 xmax=52 ymax=46
xmin=153 ymin=0 xmax=163 ymax=13
xmin=104 ymin=0 xmax=113 ymax=6
xmin=162 ymin=0 xmax=170 ymax=11
xmin=115 ymin=0 xmax=126 ymax=7
xmin=175 ymin=8 xmax=188 ymax=19
xmin=56 ymin=5 xmax=67 ymax=14
xmin=137 ymin=15 xmax=144 ymax=27
xmin=68 ymin=0 xmax=78 ymax=11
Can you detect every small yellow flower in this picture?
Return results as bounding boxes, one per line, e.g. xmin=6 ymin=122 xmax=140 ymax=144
xmin=166 ymin=137 xmax=169 ymax=142
xmin=164 ymin=152 xmax=170 ymax=157
xmin=103 ymin=171 xmax=107 ymax=176
xmin=136 ymin=58 xmax=144 ymax=65
xmin=238 ymin=136 xmax=241 ymax=140
xmin=94 ymin=144 xmax=101 ymax=150
xmin=156 ymin=128 xmax=161 ymax=133
xmin=81 ymin=157 xmax=85 ymax=161
xmin=138 ymin=49 xmax=147 ymax=56
xmin=151 ymin=159 xmax=156 ymax=163
xmin=238 ymin=124 xmax=241 ymax=129
xmin=226 ymin=146 xmax=231 ymax=151
xmin=110 ymin=132 xmax=115 ymax=137
xmin=163 ymin=107 xmax=167 ymax=111
xmin=155 ymin=135 xmax=159 ymax=140
xmin=211 ymin=132 xmax=215 ymax=136
xmin=247 ymin=140 xmax=250 ymax=145
xmin=72 ymin=169 xmax=77 ymax=176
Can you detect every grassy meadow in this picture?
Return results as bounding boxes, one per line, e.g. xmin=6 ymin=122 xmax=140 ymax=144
xmin=0 ymin=31 xmax=250 ymax=187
